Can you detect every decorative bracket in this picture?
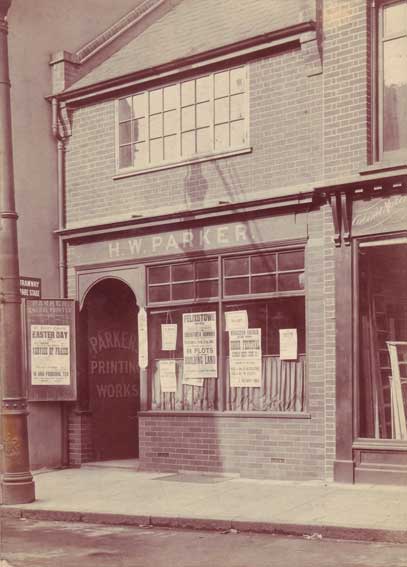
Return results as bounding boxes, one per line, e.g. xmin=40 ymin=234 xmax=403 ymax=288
xmin=341 ymin=191 xmax=352 ymax=245
xmin=328 ymin=190 xmax=353 ymax=247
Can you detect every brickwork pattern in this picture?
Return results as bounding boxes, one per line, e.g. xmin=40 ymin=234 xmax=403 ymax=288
xmin=68 ymin=410 xmax=94 ymax=465
xmin=139 ymin=415 xmax=322 ymax=480
xmin=323 ymin=0 xmax=369 ymax=178
xmin=65 ymin=50 xmax=323 ymax=227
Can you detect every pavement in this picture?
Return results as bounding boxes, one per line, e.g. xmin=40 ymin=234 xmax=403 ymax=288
xmin=2 ymin=460 xmax=407 ymax=543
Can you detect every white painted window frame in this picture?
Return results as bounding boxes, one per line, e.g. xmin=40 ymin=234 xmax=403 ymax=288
xmin=114 ymin=65 xmax=250 ymax=176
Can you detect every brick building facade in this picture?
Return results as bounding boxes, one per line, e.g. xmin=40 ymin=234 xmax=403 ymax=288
xmin=48 ymin=0 xmax=407 ymax=484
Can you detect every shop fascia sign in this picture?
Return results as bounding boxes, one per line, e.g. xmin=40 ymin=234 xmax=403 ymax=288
xmin=108 ymin=223 xmax=250 ymax=259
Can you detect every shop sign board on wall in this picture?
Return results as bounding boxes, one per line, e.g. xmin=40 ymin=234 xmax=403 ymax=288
xmin=25 ymin=299 xmax=77 ymax=401
xmin=352 ymin=193 xmax=407 ymax=236
xmin=183 ymin=312 xmax=217 ymax=379
xmin=229 ymin=328 xmax=262 ymax=387
xmin=70 ymin=214 xmax=308 ymax=266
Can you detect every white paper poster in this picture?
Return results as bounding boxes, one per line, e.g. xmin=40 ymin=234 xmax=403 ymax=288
xmin=159 ymin=359 xmax=177 ymax=393
xmin=279 ymin=328 xmax=298 ymax=360
xmin=229 ymin=328 xmax=262 ymax=388
xmin=138 ymin=308 xmax=148 ymax=369
xmin=225 ymin=310 xmax=248 ymax=331
xmin=183 ymin=312 xmax=217 ymax=379
xmin=183 ymin=376 xmax=204 ymax=387
xmin=161 ymin=324 xmax=177 ymax=351
xmin=31 ymin=324 xmax=70 ymax=385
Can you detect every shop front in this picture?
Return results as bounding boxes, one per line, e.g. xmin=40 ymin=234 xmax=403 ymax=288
xmin=324 ymin=167 xmax=407 ymax=484
xmin=63 ymin=196 xmax=333 ymax=480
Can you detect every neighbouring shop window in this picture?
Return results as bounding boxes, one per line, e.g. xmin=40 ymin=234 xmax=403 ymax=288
xmin=147 ymin=248 xmax=306 ymax=413
xmin=358 ymin=241 xmax=407 ymax=439
xmin=116 ymin=66 xmax=248 ymax=171
xmin=378 ymin=1 xmax=407 ymax=161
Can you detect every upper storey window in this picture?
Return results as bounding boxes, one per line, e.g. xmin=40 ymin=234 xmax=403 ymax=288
xmin=378 ymin=1 xmax=407 ymax=161
xmin=116 ymin=66 xmax=248 ymax=172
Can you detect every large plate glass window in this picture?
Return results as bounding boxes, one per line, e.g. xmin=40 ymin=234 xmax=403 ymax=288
xmin=358 ymin=239 xmax=407 ymax=439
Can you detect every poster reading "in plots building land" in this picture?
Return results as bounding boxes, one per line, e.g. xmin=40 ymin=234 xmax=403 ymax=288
xmin=30 ymin=325 xmax=70 ymax=385
xmin=183 ymin=312 xmax=217 ymax=379
xmin=229 ymin=328 xmax=262 ymax=388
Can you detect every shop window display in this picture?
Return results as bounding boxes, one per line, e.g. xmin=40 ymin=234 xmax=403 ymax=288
xmin=147 ymin=249 xmax=306 ymax=413
xmin=358 ymin=242 xmax=407 ymax=439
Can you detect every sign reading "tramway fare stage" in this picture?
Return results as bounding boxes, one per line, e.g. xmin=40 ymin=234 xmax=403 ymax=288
xmin=70 ymin=214 xmax=308 ymax=265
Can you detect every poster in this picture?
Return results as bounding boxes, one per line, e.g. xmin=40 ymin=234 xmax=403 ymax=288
xmin=138 ymin=307 xmax=148 ymax=369
xmin=183 ymin=312 xmax=217 ymax=379
xmin=159 ymin=359 xmax=177 ymax=393
xmin=182 ymin=376 xmax=204 ymax=387
xmin=25 ymin=299 xmax=76 ymax=401
xmin=279 ymin=328 xmax=298 ymax=360
xmin=229 ymin=328 xmax=262 ymax=388
xmin=31 ymin=324 xmax=70 ymax=385
xmin=225 ymin=310 xmax=248 ymax=331
xmin=161 ymin=324 xmax=177 ymax=351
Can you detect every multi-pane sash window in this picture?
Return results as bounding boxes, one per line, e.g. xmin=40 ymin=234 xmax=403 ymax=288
xmin=379 ymin=1 xmax=407 ymax=160
xmin=223 ymin=250 xmax=305 ymax=297
xmin=117 ymin=66 xmax=248 ymax=171
xmin=148 ymin=258 xmax=219 ymax=304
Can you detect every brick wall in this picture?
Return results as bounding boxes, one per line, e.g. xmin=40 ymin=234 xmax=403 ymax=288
xmin=322 ymin=0 xmax=369 ymax=178
xmin=139 ymin=415 xmax=321 ymax=480
xmin=64 ymin=47 xmax=323 ymax=227
xmin=68 ymin=409 xmax=94 ymax=465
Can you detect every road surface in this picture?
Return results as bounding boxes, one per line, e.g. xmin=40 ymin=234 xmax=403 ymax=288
xmin=1 ymin=518 xmax=407 ymax=566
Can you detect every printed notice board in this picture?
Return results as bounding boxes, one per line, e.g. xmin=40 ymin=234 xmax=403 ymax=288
xmin=25 ymin=299 xmax=77 ymax=401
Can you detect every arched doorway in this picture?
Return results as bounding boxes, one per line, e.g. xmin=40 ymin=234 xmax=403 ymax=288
xmin=82 ymin=278 xmax=139 ymax=461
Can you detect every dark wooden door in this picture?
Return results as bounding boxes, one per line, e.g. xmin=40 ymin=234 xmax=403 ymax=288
xmin=86 ymin=279 xmax=139 ymax=461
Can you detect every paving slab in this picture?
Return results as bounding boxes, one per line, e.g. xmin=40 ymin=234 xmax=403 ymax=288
xmin=2 ymin=466 xmax=407 ymax=543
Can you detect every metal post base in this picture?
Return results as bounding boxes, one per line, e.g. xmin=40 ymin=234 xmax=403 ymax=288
xmin=1 ymin=478 xmax=35 ymax=504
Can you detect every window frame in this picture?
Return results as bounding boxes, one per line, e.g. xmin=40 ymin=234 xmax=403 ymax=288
xmin=354 ymin=233 xmax=407 ymax=442
xmin=114 ymin=66 xmax=250 ymax=175
xmin=375 ymin=0 xmax=407 ymax=163
xmin=146 ymin=245 xmax=307 ymax=414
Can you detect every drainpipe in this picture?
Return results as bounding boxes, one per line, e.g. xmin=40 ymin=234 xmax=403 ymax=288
xmin=51 ymin=98 xmax=66 ymax=298
xmin=51 ymin=97 xmax=69 ymax=467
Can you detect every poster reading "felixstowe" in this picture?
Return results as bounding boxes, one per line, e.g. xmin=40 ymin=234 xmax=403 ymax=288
xmin=31 ymin=324 xmax=70 ymax=386
xmin=183 ymin=312 xmax=217 ymax=379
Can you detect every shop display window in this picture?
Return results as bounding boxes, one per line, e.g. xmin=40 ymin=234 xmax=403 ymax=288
xmin=147 ymin=248 xmax=306 ymax=413
xmin=358 ymin=241 xmax=407 ymax=439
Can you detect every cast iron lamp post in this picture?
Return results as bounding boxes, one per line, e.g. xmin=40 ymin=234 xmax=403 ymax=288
xmin=0 ymin=0 xmax=35 ymax=503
